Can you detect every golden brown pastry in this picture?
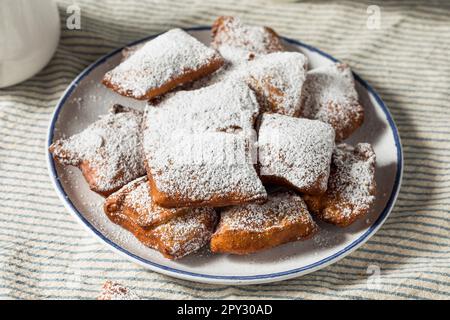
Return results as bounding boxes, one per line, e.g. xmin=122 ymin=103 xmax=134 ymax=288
xmin=104 ymin=176 xmax=188 ymax=229
xmin=147 ymin=210 xmax=217 ymax=259
xmin=258 ymin=113 xmax=335 ymax=195
xmin=49 ymin=104 xmax=145 ymax=197
xmin=303 ymin=143 xmax=376 ymax=227
xmin=103 ymin=28 xmax=224 ymax=100
xmin=145 ymin=131 xmax=266 ymax=208
xmin=211 ymin=191 xmax=318 ymax=254
xmin=104 ymin=181 xmax=218 ymax=259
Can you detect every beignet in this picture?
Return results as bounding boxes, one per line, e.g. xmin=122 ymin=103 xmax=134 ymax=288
xmin=303 ymin=143 xmax=376 ymax=227
xmin=211 ymin=191 xmax=318 ymax=254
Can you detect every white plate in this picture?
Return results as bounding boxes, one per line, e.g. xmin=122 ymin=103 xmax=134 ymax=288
xmin=46 ymin=27 xmax=403 ymax=285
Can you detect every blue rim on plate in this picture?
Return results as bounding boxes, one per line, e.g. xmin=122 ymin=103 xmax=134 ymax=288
xmin=46 ymin=26 xmax=403 ymax=283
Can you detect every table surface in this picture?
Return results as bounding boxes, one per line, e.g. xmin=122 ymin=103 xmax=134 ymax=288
xmin=0 ymin=0 xmax=449 ymax=299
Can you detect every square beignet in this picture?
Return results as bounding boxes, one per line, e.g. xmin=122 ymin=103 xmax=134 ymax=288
xmin=142 ymin=80 xmax=266 ymax=208
xmin=103 ymin=28 xmax=224 ymax=100
xmin=104 ymin=186 xmax=218 ymax=259
xmin=299 ymin=63 xmax=364 ymax=141
xmin=104 ymin=176 xmax=188 ymax=229
xmin=303 ymin=143 xmax=376 ymax=227
xmin=49 ymin=105 xmax=145 ymax=197
xmin=212 ymin=16 xmax=284 ymax=55
xmin=258 ymin=113 xmax=335 ymax=195
xmin=145 ymin=131 xmax=267 ymax=208
xmin=210 ymin=191 xmax=318 ymax=255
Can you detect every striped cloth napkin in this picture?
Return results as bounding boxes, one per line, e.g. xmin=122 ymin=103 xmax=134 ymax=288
xmin=0 ymin=0 xmax=449 ymax=299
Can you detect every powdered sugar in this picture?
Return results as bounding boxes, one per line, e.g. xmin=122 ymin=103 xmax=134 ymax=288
xmin=50 ymin=105 xmax=145 ymax=194
xmin=190 ymin=51 xmax=308 ymax=117
xmin=303 ymin=143 xmax=376 ymax=226
xmin=103 ymin=28 xmax=222 ymax=99
xmin=189 ymin=45 xmax=255 ymax=89
xmin=258 ymin=113 xmax=335 ymax=194
xmin=218 ymin=44 xmax=256 ymax=65
xmin=300 ymin=63 xmax=364 ymax=141
xmin=143 ymin=79 xmax=266 ymax=205
xmin=146 ymin=80 xmax=260 ymax=135
xmin=104 ymin=177 xmax=217 ymax=259
xmin=328 ymin=143 xmax=376 ymax=216
xmin=145 ymin=131 xmax=266 ymax=206
xmin=125 ymin=177 xmax=152 ymax=213
xmin=201 ymin=16 xmax=286 ymax=90
xmin=128 ymin=178 xmax=183 ymax=227
xmin=219 ymin=191 xmax=316 ymax=233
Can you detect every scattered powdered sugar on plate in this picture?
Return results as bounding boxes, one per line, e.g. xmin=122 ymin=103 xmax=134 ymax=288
xmin=103 ymin=28 xmax=222 ymax=98
xmin=50 ymin=105 xmax=145 ymax=194
xmin=312 ymin=228 xmax=346 ymax=249
xmin=258 ymin=113 xmax=335 ymax=194
xmin=93 ymin=199 xmax=139 ymax=246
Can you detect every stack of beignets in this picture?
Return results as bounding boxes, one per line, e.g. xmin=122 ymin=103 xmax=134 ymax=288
xmin=50 ymin=17 xmax=376 ymax=260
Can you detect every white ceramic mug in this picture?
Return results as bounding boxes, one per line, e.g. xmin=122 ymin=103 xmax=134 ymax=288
xmin=0 ymin=0 xmax=60 ymax=88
